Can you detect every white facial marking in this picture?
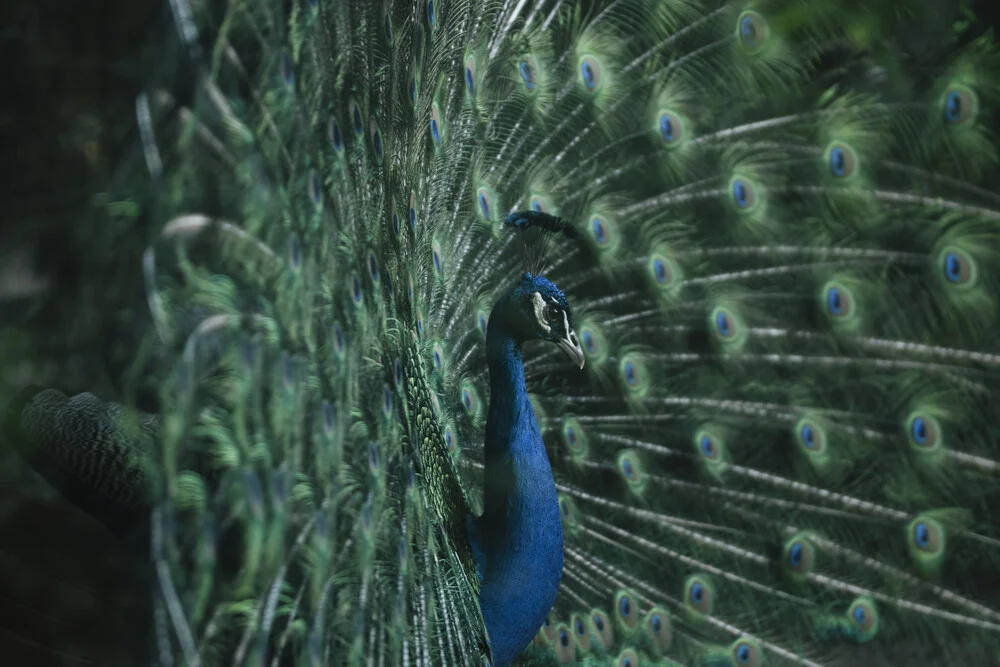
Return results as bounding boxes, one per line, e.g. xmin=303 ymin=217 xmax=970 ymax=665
xmin=531 ymin=292 xmax=552 ymax=333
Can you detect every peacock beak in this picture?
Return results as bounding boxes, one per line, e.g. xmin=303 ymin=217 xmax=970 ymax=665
xmin=556 ymin=328 xmax=585 ymax=369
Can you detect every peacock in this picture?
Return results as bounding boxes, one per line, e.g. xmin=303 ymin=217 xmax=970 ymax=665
xmin=4 ymin=0 xmax=1000 ymax=665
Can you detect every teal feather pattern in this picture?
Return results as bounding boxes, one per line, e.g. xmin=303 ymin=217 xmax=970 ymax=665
xmin=5 ymin=0 xmax=1000 ymax=665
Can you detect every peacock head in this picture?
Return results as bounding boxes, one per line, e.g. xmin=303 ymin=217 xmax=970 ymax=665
xmin=499 ymin=272 xmax=585 ymax=369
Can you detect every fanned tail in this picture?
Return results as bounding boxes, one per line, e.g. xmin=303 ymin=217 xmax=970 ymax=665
xmin=6 ymin=1 xmax=1000 ymax=666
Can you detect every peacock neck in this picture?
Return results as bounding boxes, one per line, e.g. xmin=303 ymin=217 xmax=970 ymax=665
xmin=484 ymin=333 xmax=530 ymax=461
xmin=473 ymin=304 xmax=564 ymax=666
xmin=481 ymin=313 xmax=554 ymax=514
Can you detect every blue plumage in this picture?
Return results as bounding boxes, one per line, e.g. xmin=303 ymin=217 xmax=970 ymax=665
xmin=468 ymin=273 xmax=578 ymax=665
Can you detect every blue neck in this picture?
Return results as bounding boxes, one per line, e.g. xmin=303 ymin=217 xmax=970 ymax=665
xmin=469 ymin=306 xmax=564 ymax=666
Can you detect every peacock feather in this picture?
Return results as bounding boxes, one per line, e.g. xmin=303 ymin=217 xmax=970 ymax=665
xmin=4 ymin=0 xmax=1000 ymax=666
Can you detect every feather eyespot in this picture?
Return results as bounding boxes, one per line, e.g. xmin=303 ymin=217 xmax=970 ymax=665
xmin=907 ymin=515 xmax=945 ymax=567
xmin=684 ymin=576 xmax=713 ymax=615
xmin=563 ymin=420 xmax=587 ymax=458
xmin=827 ymin=142 xmax=857 ymax=178
xmin=906 ymin=413 xmax=940 ymax=450
xmin=730 ymin=177 xmax=756 ymax=210
xmin=574 ymin=616 xmax=586 ymax=637
xmin=351 ymin=274 xmax=363 ymax=304
xmin=698 ymin=433 xmax=719 ymax=459
xmin=461 ymin=386 xmax=478 ymax=416
xmin=847 ymin=597 xmax=878 ymax=639
xmin=912 ymin=520 xmax=938 ymax=552
xmin=648 ymin=253 xmax=681 ymax=293
xmin=653 ymin=258 xmax=669 ymax=284
xmin=795 ymin=420 xmax=827 ymax=455
xmin=658 ymin=110 xmax=683 ymax=146
xmin=617 ymin=451 xmax=642 ymax=486
xmin=409 ymin=72 xmax=418 ymax=103
xmin=618 ymin=355 xmax=645 ymax=393
xmin=370 ymin=121 xmax=384 ymax=160
xmin=478 ymin=313 xmax=488 ymax=336
xmin=737 ymin=11 xmax=769 ymax=52
xmin=328 ymin=116 xmax=344 ymax=152
xmin=426 ymin=0 xmax=435 ymax=27
xmin=553 ymin=623 xmax=576 ymax=664
xmin=530 ymin=196 xmax=546 ymax=213
xmin=382 ymin=385 xmax=392 ymax=417
xmin=384 ymin=14 xmax=392 ymax=43
xmin=800 ymin=423 xmax=815 ymax=449
xmin=731 ymin=638 xmax=762 ymax=666
xmin=368 ymin=252 xmax=379 ymax=282
xmin=433 ymin=347 xmax=443 ymax=371
xmin=409 ymin=192 xmax=418 ymax=229
xmin=430 ymin=103 xmax=443 ymax=145
xmin=349 ymin=100 xmax=363 ymax=136
xmin=941 ymin=248 xmax=975 ymax=286
xmin=432 ymin=242 xmax=443 ymax=277
xmin=477 ymin=188 xmax=493 ymax=220
xmin=783 ymin=534 xmax=815 ymax=575
xmin=445 ymin=427 xmax=455 ymax=451
xmin=582 ymin=329 xmax=596 ymax=354
xmin=618 ymin=649 xmax=638 ymax=667
xmin=393 ymin=359 xmax=403 ymax=387
xmin=712 ymin=307 xmax=736 ymax=338
xmin=943 ymin=85 xmax=977 ymax=125
xmin=853 ymin=604 xmax=867 ymax=625
xmin=392 ymin=209 xmax=400 ymax=236
xmin=579 ymin=55 xmax=602 ymax=92
xmin=590 ymin=215 xmax=609 ymax=245
xmin=586 ymin=608 xmax=613 ymax=649
xmin=416 ymin=309 xmax=424 ymax=336
xmin=520 ymin=58 xmax=537 ymax=91
xmin=701 ymin=435 xmax=718 ymax=459
xmin=615 ymin=591 xmax=637 ymax=627
xmin=333 ymin=323 xmax=346 ymax=355
xmin=644 ymin=607 xmax=671 ymax=652
xmin=823 ymin=282 xmax=853 ymax=318
xmin=464 ymin=56 xmax=476 ymax=96
xmin=289 ymin=234 xmax=302 ymax=270
xmin=309 ymin=170 xmax=322 ymax=206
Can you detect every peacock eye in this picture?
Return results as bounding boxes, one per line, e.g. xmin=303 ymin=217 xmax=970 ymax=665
xmin=544 ymin=305 xmax=560 ymax=323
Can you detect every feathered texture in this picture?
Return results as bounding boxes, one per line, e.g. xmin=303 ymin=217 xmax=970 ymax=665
xmin=5 ymin=0 xmax=1000 ymax=666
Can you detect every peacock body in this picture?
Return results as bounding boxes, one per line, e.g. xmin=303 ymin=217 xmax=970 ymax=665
xmin=5 ymin=0 xmax=1000 ymax=666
